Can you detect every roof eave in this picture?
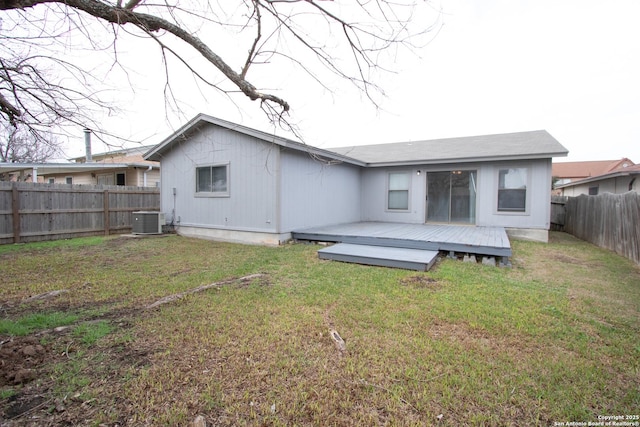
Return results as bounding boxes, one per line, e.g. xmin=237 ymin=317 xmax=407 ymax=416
xmin=0 ymin=162 xmax=156 ymax=176
xmin=144 ymin=113 xmax=365 ymax=166
xmin=280 ymin=144 xmax=366 ymax=167
xmin=143 ymin=114 xmax=208 ymax=161
xmin=363 ymin=152 xmax=568 ymax=167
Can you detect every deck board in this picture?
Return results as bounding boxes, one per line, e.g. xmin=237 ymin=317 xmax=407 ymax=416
xmin=293 ymin=222 xmax=512 ymax=257
xmin=318 ymin=244 xmax=439 ymax=271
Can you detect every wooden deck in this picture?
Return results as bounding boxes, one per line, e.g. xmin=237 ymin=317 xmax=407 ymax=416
xmin=318 ymin=244 xmax=439 ymax=271
xmin=293 ymin=222 xmax=512 ymax=258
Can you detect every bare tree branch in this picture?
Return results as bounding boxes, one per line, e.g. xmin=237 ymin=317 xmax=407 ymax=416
xmin=0 ymin=0 xmax=440 ymax=151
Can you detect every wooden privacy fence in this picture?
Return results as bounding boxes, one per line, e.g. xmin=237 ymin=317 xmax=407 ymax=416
xmin=0 ymin=182 xmax=160 ymax=245
xmin=560 ymin=192 xmax=640 ymax=265
xmin=550 ymin=195 xmax=568 ymax=231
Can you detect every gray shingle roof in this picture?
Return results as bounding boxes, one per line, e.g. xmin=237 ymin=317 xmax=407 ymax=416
xmin=144 ymin=114 xmax=365 ymax=165
xmin=145 ymin=115 xmax=568 ymax=167
xmin=329 ymin=130 xmax=568 ymax=166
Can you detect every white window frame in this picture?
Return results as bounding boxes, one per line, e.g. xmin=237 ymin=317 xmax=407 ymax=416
xmin=496 ymin=167 xmax=529 ymax=214
xmin=97 ymin=173 xmax=114 ymax=185
xmin=195 ymin=163 xmax=230 ymax=198
xmin=65 ymin=176 xmax=73 ymax=185
xmin=386 ymin=171 xmax=411 ymax=211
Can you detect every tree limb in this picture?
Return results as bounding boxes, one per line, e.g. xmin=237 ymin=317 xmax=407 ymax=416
xmin=0 ymin=91 xmax=21 ymax=125
xmin=1 ymin=0 xmax=290 ymax=113
xmin=1 ymin=0 xmax=438 ymax=145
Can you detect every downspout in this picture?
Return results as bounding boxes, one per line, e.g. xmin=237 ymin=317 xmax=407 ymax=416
xmin=143 ymin=165 xmax=152 ymax=187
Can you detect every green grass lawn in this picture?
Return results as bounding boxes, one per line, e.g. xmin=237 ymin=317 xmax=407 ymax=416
xmin=0 ymin=232 xmax=638 ymax=426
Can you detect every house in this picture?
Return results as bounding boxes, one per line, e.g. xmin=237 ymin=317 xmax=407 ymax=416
xmin=556 ymin=163 xmax=640 ymax=196
xmin=552 ymin=158 xmax=634 ymax=186
xmin=144 ymin=114 xmax=568 ymax=247
xmin=62 ymin=145 xmax=160 ymax=186
xmin=0 ymin=145 xmax=160 ymax=187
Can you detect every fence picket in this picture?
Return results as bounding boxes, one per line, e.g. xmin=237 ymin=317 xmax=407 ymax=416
xmin=0 ymin=182 xmax=160 ymax=244
xmin=556 ymin=192 xmax=640 ymax=264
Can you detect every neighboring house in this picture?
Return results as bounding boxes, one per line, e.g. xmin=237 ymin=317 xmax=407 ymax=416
xmin=0 ymin=146 xmax=160 ymax=187
xmin=552 ymin=158 xmax=634 ymax=186
xmin=556 ymin=163 xmax=640 ymax=196
xmin=144 ymin=114 xmax=568 ymax=245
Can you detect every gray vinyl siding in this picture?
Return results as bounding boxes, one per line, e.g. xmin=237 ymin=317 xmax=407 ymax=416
xmin=158 ymin=124 xmax=279 ymax=232
xmin=361 ymin=167 xmax=426 ymax=223
xmin=360 ymin=159 xmax=552 ymax=229
xmin=154 ymin=118 xmax=556 ymax=238
xmin=279 ymin=148 xmax=361 ymax=231
xmin=475 ymin=159 xmax=552 ymax=229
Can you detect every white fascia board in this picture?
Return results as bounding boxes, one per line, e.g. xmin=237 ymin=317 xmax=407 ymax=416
xmin=363 ymin=152 xmax=568 ymax=167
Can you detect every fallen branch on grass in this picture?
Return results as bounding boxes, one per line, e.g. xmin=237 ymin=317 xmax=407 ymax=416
xmin=145 ymin=274 xmax=266 ymax=310
xmin=24 ymin=290 xmax=69 ymax=302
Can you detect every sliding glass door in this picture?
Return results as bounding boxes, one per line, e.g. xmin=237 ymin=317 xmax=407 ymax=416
xmin=426 ymin=170 xmax=477 ymax=224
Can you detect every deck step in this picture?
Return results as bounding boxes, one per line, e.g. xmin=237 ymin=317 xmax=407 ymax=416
xmin=318 ymin=243 xmax=439 ymax=271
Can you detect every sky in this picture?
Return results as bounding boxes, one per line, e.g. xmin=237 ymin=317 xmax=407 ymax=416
xmin=63 ymin=0 xmax=640 ymax=163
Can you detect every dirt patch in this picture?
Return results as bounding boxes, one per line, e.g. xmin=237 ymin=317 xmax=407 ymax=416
xmin=553 ymin=253 xmax=588 ymax=265
xmin=3 ymin=393 xmax=47 ymax=420
xmin=0 ymin=304 xmax=151 ymax=425
xmin=429 ymin=320 xmax=494 ymax=350
xmin=0 ymin=336 xmax=48 ymax=387
xmin=0 ymin=334 xmax=60 ymax=423
xmin=427 ymin=320 xmax=542 ymax=360
xmin=400 ymin=275 xmax=442 ymax=290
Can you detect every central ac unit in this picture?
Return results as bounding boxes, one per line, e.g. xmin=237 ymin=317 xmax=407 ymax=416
xmin=132 ymin=211 xmax=165 ymax=234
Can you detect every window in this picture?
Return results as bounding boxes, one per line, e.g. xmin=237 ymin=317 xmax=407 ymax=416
xmin=388 ymin=172 xmax=410 ymax=210
xmin=65 ymin=176 xmax=73 ymax=184
xmin=588 ymin=186 xmax=599 ymax=195
xmin=48 ymin=178 xmax=55 ymax=184
xmin=196 ymin=164 xmax=229 ymax=196
xmin=97 ymin=174 xmax=114 ymax=185
xmin=498 ymin=168 xmax=527 ymax=212
xmin=116 ymin=173 xmax=125 ymax=186
xmin=427 ymin=170 xmax=477 ymax=224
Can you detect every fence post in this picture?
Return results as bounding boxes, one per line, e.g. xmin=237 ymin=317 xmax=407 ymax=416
xmin=12 ymin=183 xmax=20 ymax=243
xmin=103 ymin=190 xmax=110 ymax=236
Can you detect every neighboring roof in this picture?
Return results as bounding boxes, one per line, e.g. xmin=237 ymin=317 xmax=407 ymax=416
xmin=556 ymin=163 xmax=640 ymax=189
xmin=0 ymin=162 xmax=157 ymax=177
xmin=552 ymin=158 xmax=634 ymax=179
xmin=329 ymin=130 xmax=568 ymax=166
xmin=143 ymin=114 xmax=365 ymax=166
xmin=71 ymin=145 xmax=156 ymax=163
xmin=1 ymin=145 xmax=160 ymax=177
